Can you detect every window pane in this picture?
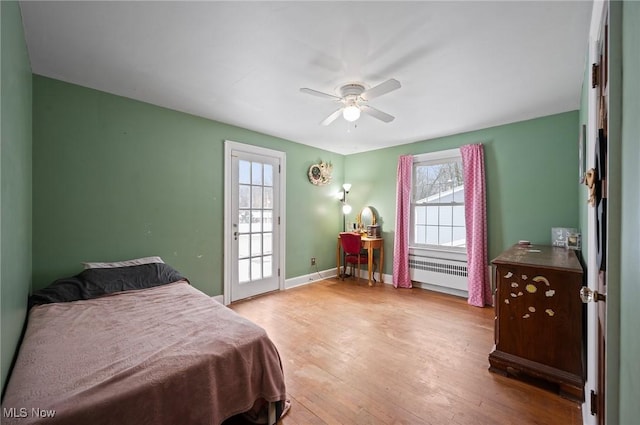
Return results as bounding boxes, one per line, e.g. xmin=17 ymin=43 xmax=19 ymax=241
xmin=426 ymin=206 xmax=438 ymax=225
xmin=239 ymin=160 xmax=251 ymax=185
xmin=252 ymin=186 xmax=262 ymax=209
xmin=263 ymin=187 xmax=273 ymax=209
xmin=452 ymin=184 xmax=465 ymax=203
xmin=426 ymin=190 xmax=441 ymax=204
xmin=238 ymin=210 xmax=250 ymax=233
xmin=263 ymin=233 xmax=272 ymax=255
xmin=439 ymin=226 xmax=453 ymax=246
xmin=251 ymin=234 xmax=262 ymax=256
xmin=415 ymin=225 xmax=426 ymax=244
xmin=439 ymin=206 xmax=453 ymax=225
xmin=239 ymin=185 xmax=250 ymax=208
xmin=251 ymin=210 xmax=262 ymax=233
xmin=252 ymin=162 xmax=262 ymax=185
xmin=453 ymin=227 xmax=466 ymax=247
xmin=426 ymin=225 xmax=438 ymax=245
xmin=264 ymin=164 xmax=273 ymax=187
xmin=453 ymin=206 xmax=465 ymax=226
xmin=263 ymin=255 xmax=272 ymax=278
xmin=251 ymin=257 xmax=262 ymax=280
xmin=238 ymin=234 xmax=250 ymax=258
xmin=238 ymin=259 xmax=250 ymax=283
xmin=414 ymin=206 xmax=426 ymax=225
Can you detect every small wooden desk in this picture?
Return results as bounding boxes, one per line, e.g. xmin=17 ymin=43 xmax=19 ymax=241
xmin=336 ymin=235 xmax=384 ymax=286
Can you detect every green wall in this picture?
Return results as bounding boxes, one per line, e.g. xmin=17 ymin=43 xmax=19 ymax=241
xmin=619 ymin=1 xmax=640 ymax=422
xmin=345 ymin=111 xmax=579 ymax=274
xmin=32 ymin=75 xmax=581 ymax=297
xmin=1 ymin=1 xmax=32 ymax=392
xmin=32 ymin=76 xmax=343 ymax=295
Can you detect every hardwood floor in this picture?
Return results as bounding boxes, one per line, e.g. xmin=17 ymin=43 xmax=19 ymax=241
xmin=229 ymin=279 xmax=582 ymax=425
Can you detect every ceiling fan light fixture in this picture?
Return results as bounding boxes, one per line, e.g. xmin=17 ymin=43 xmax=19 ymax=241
xmin=342 ymin=105 xmax=361 ymax=122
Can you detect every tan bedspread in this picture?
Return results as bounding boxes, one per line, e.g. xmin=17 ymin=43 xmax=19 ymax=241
xmin=2 ymin=281 xmax=286 ymax=425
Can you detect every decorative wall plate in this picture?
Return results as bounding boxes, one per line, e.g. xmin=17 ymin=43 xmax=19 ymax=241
xmin=308 ymin=161 xmax=332 ymax=186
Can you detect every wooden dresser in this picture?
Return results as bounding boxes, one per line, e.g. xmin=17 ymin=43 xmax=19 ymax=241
xmin=489 ymin=244 xmax=584 ymax=401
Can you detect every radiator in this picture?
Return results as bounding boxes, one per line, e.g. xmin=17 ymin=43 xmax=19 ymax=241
xmin=409 ymin=254 xmax=468 ymax=292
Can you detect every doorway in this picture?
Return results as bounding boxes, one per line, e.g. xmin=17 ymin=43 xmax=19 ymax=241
xmin=224 ymin=141 xmax=286 ymax=304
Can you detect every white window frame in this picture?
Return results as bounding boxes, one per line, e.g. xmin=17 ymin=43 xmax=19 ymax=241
xmin=410 ymin=148 xmax=467 ymax=261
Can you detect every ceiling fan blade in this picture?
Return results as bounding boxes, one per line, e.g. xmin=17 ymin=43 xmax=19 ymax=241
xmin=300 ymin=87 xmax=341 ymax=100
xmin=320 ymin=108 xmax=343 ymax=126
xmin=360 ymin=78 xmax=401 ymax=101
xmin=360 ymin=105 xmax=395 ymax=123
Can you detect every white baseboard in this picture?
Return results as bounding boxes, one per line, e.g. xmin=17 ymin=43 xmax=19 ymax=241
xmin=221 ymin=271 xmax=468 ymax=301
xmin=285 ymin=268 xmax=338 ymax=289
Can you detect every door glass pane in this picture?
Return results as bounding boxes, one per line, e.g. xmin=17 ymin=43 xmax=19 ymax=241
xmin=239 ymin=185 xmax=250 ymax=208
xmin=251 ymin=210 xmax=262 ymax=232
xmin=238 ymin=259 xmax=250 ymax=283
xmin=263 ymin=233 xmax=272 ymax=255
xmin=251 ymin=162 xmax=262 ymax=185
xmin=264 ymin=164 xmax=273 ymax=187
xmin=251 ymin=234 xmax=262 ymax=256
xmin=238 ymin=210 xmax=250 ymax=233
xmin=263 ymin=187 xmax=273 ymax=209
xmin=239 ymin=160 xmax=251 ymax=185
xmin=263 ymin=255 xmax=272 ymax=278
xmin=251 ymin=257 xmax=262 ymax=280
xmin=252 ymin=186 xmax=262 ymax=209
xmin=263 ymin=211 xmax=273 ymax=232
xmin=238 ymin=234 xmax=250 ymax=258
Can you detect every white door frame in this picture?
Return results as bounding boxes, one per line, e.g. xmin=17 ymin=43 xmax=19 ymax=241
xmin=223 ymin=141 xmax=286 ymax=305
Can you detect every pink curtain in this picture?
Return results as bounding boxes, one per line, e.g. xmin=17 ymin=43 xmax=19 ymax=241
xmin=392 ymin=155 xmax=413 ymax=288
xmin=460 ymin=144 xmax=492 ymax=307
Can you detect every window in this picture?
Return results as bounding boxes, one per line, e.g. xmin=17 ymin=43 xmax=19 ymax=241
xmin=411 ymin=149 xmax=465 ymax=250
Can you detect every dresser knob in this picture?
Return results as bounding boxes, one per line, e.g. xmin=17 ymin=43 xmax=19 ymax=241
xmin=580 ymin=286 xmax=606 ymax=303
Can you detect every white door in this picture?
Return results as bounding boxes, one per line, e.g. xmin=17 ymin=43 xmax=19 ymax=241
xmin=224 ymin=141 xmax=285 ymax=303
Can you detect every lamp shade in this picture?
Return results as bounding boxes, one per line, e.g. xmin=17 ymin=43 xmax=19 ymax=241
xmin=342 ymin=183 xmax=352 ymax=192
xmin=342 ymin=105 xmax=360 ymax=122
xmin=342 ymin=204 xmax=352 ymax=214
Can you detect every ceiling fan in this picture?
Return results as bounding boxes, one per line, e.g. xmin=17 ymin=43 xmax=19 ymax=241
xmin=300 ymin=78 xmax=401 ymax=126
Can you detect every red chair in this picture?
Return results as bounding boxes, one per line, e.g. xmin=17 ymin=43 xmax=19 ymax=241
xmin=339 ymin=232 xmax=374 ymax=282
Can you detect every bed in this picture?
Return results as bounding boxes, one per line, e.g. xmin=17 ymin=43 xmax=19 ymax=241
xmin=1 ymin=258 xmax=287 ymax=425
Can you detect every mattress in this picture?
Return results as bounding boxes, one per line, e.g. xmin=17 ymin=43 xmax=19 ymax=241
xmin=1 ymin=280 xmax=286 ymax=425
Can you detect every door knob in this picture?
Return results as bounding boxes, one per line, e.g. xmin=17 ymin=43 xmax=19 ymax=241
xmin=580 ymin=286 xmax=606 ymax=303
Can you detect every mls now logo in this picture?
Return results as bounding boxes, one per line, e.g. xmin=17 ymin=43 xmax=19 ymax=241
xmin=3 ymin=407 xmax=56 ymax=418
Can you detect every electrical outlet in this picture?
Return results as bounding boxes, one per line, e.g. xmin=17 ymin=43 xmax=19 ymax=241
xmin=310 ymin=257 xmax=316 ymax=266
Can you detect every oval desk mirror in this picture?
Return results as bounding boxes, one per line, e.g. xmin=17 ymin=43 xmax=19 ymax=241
xmin=356 ymin=206 xmax=377 ymax=231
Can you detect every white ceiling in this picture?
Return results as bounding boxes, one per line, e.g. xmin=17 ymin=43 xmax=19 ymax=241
xmin=19 ymin=1 xmax=592 ymax=155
